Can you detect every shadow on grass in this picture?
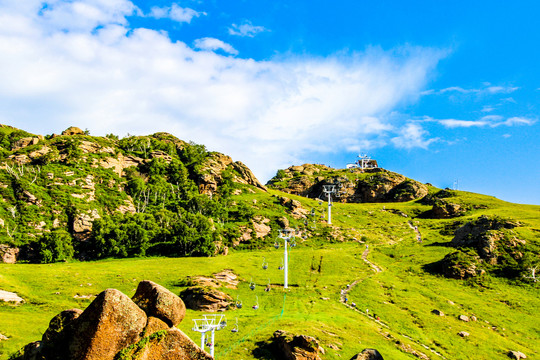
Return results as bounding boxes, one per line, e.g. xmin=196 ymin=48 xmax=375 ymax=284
xmin=422 ymin=259 xmax=445 ymax=276
xmin=252 ymin=339 xmax=278 ymax=359
xmin=425 ymin=241 xmax=453 ymax=247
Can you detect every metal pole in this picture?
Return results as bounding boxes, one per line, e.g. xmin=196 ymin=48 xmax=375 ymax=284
xmin=328 ymin=193 xmax=332 ymax=224
xmin=200 ymin=332 xmax=205 ymax=352
xmin=210 ymin=329 xmax=215 ymax=357
xmin=284 ymin=235 xmax=288 ymax=289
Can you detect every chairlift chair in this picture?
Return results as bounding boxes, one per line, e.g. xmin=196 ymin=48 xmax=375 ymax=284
xmin=264 ymin=278 xmax=271 ymax=292
xmin=249 ymin=278 xmax=255 ymax=290
xmin=262 ymin=257 xmax=268 ymax=270
xmin=278 ymin=258 xmax=284 ymax=270
xmin=235 ymin=295 xmax=242 ymax=309
xmin=252 ymin=295 xmax=259 ymax=310
xmin=231 ymin=318 xmax=239 ymax=333
xmin=274 ymin=241 xmax=280 ymax=249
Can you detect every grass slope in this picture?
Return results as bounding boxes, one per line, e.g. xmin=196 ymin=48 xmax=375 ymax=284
xmin=1 ymin=187 xmax=539 ymax=359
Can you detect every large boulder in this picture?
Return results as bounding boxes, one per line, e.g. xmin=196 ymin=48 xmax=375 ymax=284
xmin=132 ymin=280 xmax=186 ymax=327
xmin=350 ymin=348 xmax=384 ymax=360
xmin=40 ymin=309 xmax=83 ymax=359
xmin=272 ymin=330 xmax=323 ymax=360
xmin=122 ymin=328 xmax=213 ymax=360
xmin=180 ymin=286 xmax=232 ymax=312
xmin=68 ymin=289 xmax=147 ymax=360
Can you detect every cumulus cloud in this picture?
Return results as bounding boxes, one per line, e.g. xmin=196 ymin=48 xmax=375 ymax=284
xmin=228 ymin=21 xmax=268 ymax=37
xmin=0 ymin=0 xmax=445 ymax=181
xmin=149 ymin=3 xmax=205 ymax=23
xmin=193 ymin=37 xmax=238 ymax=55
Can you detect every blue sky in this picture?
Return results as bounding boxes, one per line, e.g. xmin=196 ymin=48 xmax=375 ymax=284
xmin=0 ymin=1 xmax=538 ymax=204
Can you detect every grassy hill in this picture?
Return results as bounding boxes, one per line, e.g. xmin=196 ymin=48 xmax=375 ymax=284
xmin=0 ymin=126 xmax=539 ymax=359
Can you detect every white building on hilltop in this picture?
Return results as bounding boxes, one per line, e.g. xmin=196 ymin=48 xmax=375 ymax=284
xmin=346 ymin=154 xmax=378 ymax=170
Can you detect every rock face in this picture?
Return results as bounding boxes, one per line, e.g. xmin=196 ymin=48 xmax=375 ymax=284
xmin=268 ymin=165 xmax=428 ymax=203
xmin=62 ymin=126 xmax=85 ymax=136
xmin=180 ymin=286 xmax=232 ymax=312
xmin=272 ymin=330 xmax=323 ymax=360
xmin=350 ymin=348 xmax=384 ymax=360
xmin=132 ymin=280 xmax=186 ymax=327
xmin=0 ymin=244 xmax=19 ymax=263
xmin=12 ymin=282 xmax=212 ymax=360
xmin=197 ymin=152 xmax=266 ymax=195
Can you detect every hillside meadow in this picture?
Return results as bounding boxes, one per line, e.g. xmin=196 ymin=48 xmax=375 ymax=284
xmin=1 ymin=188 xmax=539 ymax=360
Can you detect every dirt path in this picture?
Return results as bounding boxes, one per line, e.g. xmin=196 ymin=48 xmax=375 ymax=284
xmin=361 ymin=246 xmax=383 ymax=273
xmin=338 ymin=247 xmax=446 ymax=359
xmin=408 ymin=221 xmax=422 ymax=242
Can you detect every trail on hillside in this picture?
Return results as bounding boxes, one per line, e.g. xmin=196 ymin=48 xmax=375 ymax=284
xmin=408 ymin=221 xmax=422 ymax=242
xmin=339 ymin=246 xmax=447 ymax=360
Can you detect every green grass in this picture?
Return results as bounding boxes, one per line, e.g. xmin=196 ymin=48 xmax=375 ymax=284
xmin=1 ymin=187 xmax=539 ymax=359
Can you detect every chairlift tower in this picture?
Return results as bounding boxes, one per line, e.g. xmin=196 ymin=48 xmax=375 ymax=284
xmin=278 ymin=229 xmax=295 ymax=289
xmin=322 ymin=185 xmax=338 ymax=224
xmin=192 ymin=314 xmax=226 ymax=358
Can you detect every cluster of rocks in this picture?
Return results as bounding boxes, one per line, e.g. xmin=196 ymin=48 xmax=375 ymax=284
xmin=179 ymin=270 xmax=238 ymax=312
xmin=265 ymin=330 xmax=384 ymax=360
xmin=12 ymin=280 xmax=212 ymax=360
xmin=438 ymin=215 xmax=523 ymax=279
xmin=267 ymin=165 xmax=428 ymax=203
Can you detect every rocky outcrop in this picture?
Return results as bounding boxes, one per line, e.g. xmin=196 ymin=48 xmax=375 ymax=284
xmin=272 ymin=330 xmax=323 ymax=360
xmin=268 ymin=166 xmax=428 ymax=203
xmin=179 ymin=286 xmax=232 ymax=312
xmin=197 ymin=152 xmax=266 ymax=195
xmin=0 ymin=244 xmax=19 ymax=263
xmin=431 ymin=200 xmax=465 ymax=218
xmin=132 ymin=280 xmax=186 ymax=327
xmin=98 ymin=153 xmax=143 ymax=176
xmin=11 ymin=137 xmax=41 ymax=151
xmin=279 ymin=196 xmax=308 ymax=219
xmin=62 ymin=127 xmax=85 ymax=136
xmin=12 ymin=282 xmax=212 ymax=360
xmin=72 ymin=209 xmax=100 ymax=241
xmin=350 ymin=348 xmax=384 ymax=360
xmin=440 ymin=251 xmax=483 ymax=280
xmin=452 ymin=216 xmax=520 ymax=264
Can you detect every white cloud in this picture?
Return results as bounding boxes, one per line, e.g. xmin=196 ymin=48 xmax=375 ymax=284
xmin=193 ymin=37 xmax=238 ymax=55
xmin=427 ymin=84 xmax=519 ymax=96
xmin=437 ymin=115 xmax=535 ymax=128
xmin=228 ymin=21 xmax=268 ymax=37
xmin=0 ymin=0 xmax=445 ymax=182
xmin=149 ymin=3 xmax=205 ymax=23
xmin=391 ymin=123 xmax=438 ymax=149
